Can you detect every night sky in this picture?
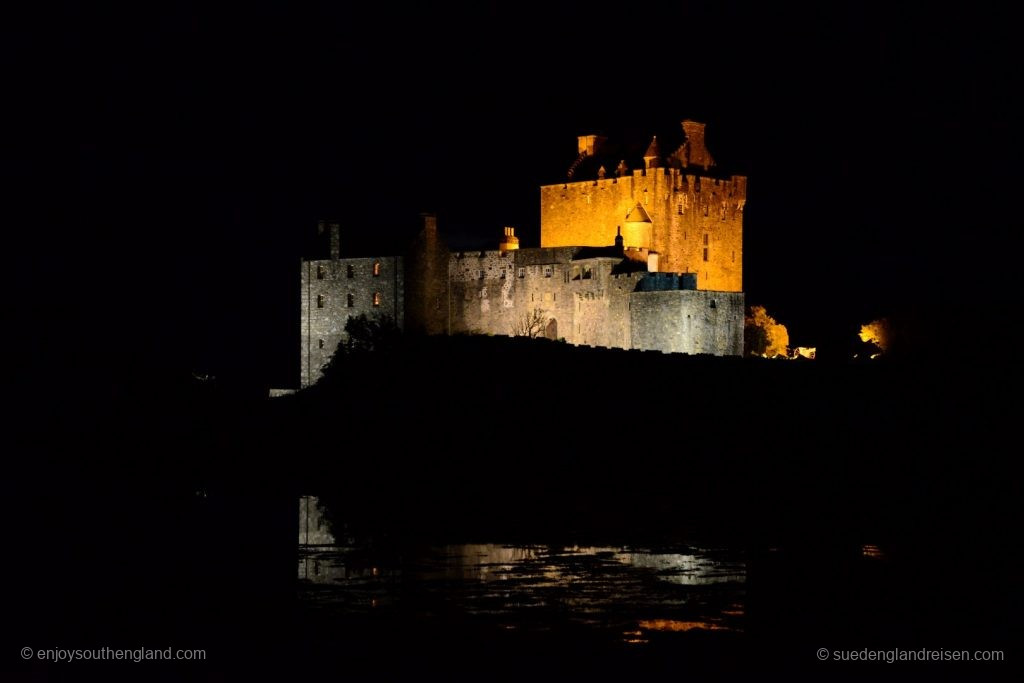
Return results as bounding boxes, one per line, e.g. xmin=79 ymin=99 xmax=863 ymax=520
xmin=10 ymin=3 xmax=1016 ymax=391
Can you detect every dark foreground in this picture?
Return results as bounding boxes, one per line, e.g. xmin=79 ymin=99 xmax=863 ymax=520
xmin=6 ymin=337 xmax=1021 ymax=676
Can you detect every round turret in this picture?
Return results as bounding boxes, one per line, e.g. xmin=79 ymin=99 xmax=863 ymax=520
xmin=621 ymin=203 xmax=653 ymax=250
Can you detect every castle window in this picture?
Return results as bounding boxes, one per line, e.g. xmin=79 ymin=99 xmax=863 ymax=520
xmin=346 ymin=264 xmax=355 ymax=278
xmin=544 ymin=266 xmax=553 ymax=278
xmin=373 ymin=261 xmax=381 ymax=276
xmin=703 ymin=248 xmax=709 ymax=262
xmin=582 ymin=266 xmax=593 ymax=280
xmin=316 ymin=264 xmax=324 ymax=280
xmin=316 ymin=294 xmax=324 ymax=308
xmin=347 ymin=293 xmax=354 ymax=307
xmin=517 ymin=268 xmax=525 ymax=278
xmin=478 ymin=270 xmax=485 ymax=279
xmin=500 ymin=270 xmax=506 ymax=279
xmin=703 ymin=234 xmax=709 ymax=246
xmin=373 ymin=292 xmax=381 ymax=307
xmin=710 ymin=300 xmax=717 ymax=309
xmin=318 ymin=339 xmax=324 ymax=349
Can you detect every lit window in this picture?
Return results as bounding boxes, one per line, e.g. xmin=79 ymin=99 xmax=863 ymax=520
xmin=346 ymin=264 xmax=355 ymax=278
xmin=316 ymin=294 xmax=324 ymax=308
xmin=373 ymin=292 xmax=381 ymax=307
xmin=347 ymin=293 xmax=354 ymax=308
xmin=703 ymin=248 xmax=708 ymax=262
xmin=316 ymin=264 xmax=324 ymax=280
xmin=373 ymin=261 xmax=381 ymax=277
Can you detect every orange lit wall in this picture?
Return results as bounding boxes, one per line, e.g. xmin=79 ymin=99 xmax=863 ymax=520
xmin=540 ymin=169 xmax=745 ymax=292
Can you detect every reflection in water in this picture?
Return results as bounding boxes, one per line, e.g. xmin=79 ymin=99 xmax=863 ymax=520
xmin=861 ymin=544 xmax=885 ymax=560
xmin=638 ymin=619 xmax=728 ymax=632
xmin=298 ymin=539 xmax=746 ymax=641
xmin=298 ymin=496 xmax=336 ymax=546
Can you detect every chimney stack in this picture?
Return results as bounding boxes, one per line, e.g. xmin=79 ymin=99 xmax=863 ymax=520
xmin=576 ymin=134 xmax=606 ymax=157
xmin=681 ymin=120 xmax=715 ymax=169
xmin=421 ymin=212 xmax=438 ymax=234
xmin=318 ymin=220 xmax=341 ymax=260
xmin=499 ymin=226 xmax=520 ymax=252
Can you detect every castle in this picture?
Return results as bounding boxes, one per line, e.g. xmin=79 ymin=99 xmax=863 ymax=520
xmin=300 ymin=120 xmax=746 ymax=388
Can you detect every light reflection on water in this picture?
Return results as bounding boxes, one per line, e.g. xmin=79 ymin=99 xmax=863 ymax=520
xmin=298 ymin=541 xmax=746 ymax=640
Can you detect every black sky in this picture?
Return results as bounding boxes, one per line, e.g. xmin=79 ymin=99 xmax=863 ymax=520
xmin=9 ymin=2 xmax=1018 ymax=390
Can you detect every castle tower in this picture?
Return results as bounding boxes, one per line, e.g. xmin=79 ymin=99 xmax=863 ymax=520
xmin=539 ymin=119 xmax=743 ymax=292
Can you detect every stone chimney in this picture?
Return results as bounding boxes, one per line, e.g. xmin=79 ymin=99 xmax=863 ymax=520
xmin=499 ymin=226 xmax=520 ymax=252
xmin=681 ymin=120 xmax=715 ymax=169
xmin=318 ymin=220 xmax=341 ymax=260
xmin=576 ymin=134 xmax=606 ymax=157
xmin=421 ymin=212 xmax=437 ymax=234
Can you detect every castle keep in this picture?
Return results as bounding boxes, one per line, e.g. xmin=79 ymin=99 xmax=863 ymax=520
xmin=300 ymin=120 xmax=746 ymax=387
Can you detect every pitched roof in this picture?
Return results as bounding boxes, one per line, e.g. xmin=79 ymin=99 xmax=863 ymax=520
xmin=624 ymin=203 xmax=652 ymax=223
xmin=643 ymin=135 xmax=660 ymax=159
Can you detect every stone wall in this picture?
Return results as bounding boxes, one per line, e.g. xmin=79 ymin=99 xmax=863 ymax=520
xmin=448 ymin=249 xmax=518 ymax=337
xmin=629 ymin=290 xmax=744 ymax=356
xmin=509 ymin=247 xmax=579 ymax=341
xmin=446 ymin=246 xmax=741 ymax=357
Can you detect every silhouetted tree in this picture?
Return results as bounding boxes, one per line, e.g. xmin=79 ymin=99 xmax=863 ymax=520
xmin=511 ymin=308 xmax=548 ymax=338
xmin=744 ymin=321 xmax=769 ymax=357
xmin=321 ymin=314 xmax=401 ymax=379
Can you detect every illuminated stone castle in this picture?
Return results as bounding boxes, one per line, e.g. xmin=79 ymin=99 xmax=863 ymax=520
xmin=300 ymin=120 xmax=746 ymax=387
